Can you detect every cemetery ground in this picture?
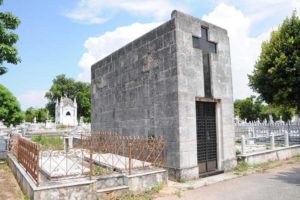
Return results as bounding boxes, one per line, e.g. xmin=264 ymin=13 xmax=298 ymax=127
xmin=1 ymin=154 xmax=299 ymax=200
xmin=154 ymin=154 xmax=300 ymax=200
xmin=0 ymin=160 xmax=27 ymax=200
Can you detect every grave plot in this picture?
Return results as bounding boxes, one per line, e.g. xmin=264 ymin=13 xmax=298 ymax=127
xmin=85 ymin=153 xmax=151 ymax=170
xmin=40 ymin=150 xmax=90 ymax=179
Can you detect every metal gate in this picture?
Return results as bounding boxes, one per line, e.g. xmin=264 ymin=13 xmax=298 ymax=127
xmin=196 ymin=101 xmax=217 ymax=175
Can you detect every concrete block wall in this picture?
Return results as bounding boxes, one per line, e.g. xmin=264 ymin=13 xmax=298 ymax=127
xmin=91 ymin=19 xmax=181 ymax=173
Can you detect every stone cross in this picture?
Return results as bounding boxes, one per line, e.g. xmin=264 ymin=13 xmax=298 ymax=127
xmin=192 ymin=27 xmax=217 ymax=97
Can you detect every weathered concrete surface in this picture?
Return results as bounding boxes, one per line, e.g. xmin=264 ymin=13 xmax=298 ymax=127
xmin=156 ymin=162 xmax=300 ymax=200
xmin=8 ymin=153 xmax=167 ymax=199
xmin=8 ymin=153 xmax=97 ymax=200
xmin=239 ymin=145 xmax=300 ymax=165
xmin=91 ymin=10 xmax=236 ymax=180
xmin=126 ymin=169 xmax=168 ymax=192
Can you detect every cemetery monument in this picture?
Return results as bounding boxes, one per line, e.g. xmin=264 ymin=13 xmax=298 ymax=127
xmin=55 ymin=96 xmax=78 ymax=126
xmin=91 ymin=10 xmax=236 ymax=180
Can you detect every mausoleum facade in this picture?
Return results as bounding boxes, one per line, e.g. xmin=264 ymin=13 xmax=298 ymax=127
xmin=91 ymin=10 xmax=236 ymax=180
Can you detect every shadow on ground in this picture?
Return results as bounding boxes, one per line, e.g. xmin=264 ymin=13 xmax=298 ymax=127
xmin=272 ymin=166 xmax=300 ymax=186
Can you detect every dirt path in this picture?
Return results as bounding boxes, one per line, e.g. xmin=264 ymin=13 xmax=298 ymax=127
xmin=0 ymin=161 xmax=24 ymax=200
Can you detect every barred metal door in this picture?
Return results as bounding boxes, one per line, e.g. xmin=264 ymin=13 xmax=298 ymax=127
xmin=196 ymin=101 xmax=217 ymax=175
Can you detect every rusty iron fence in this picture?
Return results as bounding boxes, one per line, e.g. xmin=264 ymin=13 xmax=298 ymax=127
xmin=74 ymin=132 xmax=165 ymax=175
xmin=6 ymin=131 xmax=165 ymax=186
xmin=8 ymin=133 xmax=20 ymax=156
xmin=17 ymin=137 xmax=40 ymax=185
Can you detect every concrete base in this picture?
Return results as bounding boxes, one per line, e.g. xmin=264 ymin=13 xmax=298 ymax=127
xmin=238 ymin=145 xmax=300 ymax=165
xmin=168 ymin=166 xmax=199 ymax=181
xmin=126 ymin=169 xmax=168 ymax=192
xmin=171 ymin=172 xmax=239 ymax=190
xmin=7 ymin=153 xmax=167 ymax=200
xmin=222 ymin=158 xmax=237 ymax=171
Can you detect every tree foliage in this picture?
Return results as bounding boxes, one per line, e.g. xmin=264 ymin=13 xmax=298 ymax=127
xmin=234 ymin=96 xmax=295 ymax=122
xmin=0 ymin=0 xmax=21 ymax=75
xmin=0 ymin=84 xmax=24 ymax=126
xmin=25 ymin=107 xmax=48 ymax=123
xmin=234 ymin=96 xmax=264 ymax=122
xmin=249 ymin=11 xmax=300 ymax=112
xmin=45 ymin=74 xmax=91 ymax=122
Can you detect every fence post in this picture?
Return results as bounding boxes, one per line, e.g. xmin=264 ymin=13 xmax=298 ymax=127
xmin=37 ymin=145 xmax=40 ymax=186
xmin=128 ymin=142 xmax=132 ymax=175
xmin=89 ymin=139 xmax=93 ymax=179
xmin=270 ymin=132 xmax=275 ymax=150
xmin=241 ymin=135 xmax=246 ymax=155
xmin=284 ymin=131 xmax=289 ymax=147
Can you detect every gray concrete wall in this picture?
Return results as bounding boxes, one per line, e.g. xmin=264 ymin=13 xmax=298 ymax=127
xmin=91 ymin=19 xmax=180 ymax=172
xmin=240 ymin=145 xmax=300 ymax=165
xmin=172 ymin=10 xmax=236 ymax=180
xmin=126 ymin=169 xmax=168 ymax=192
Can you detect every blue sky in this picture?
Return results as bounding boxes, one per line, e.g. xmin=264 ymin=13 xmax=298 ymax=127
xmin=0 ymin=0 xmax=299 ymax=110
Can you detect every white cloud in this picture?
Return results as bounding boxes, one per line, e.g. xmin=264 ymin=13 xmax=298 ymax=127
xmin=18 ymin=90 xmax=47 ymax=110
xmin=65 ymin=0 xmax=186 ymax=24
xmin=203 ymin=3 xmax=276 ymax=100
xmin=77 ymin=22 xmax=162 ymax=81
xmin=216 ymin=0 xmax=300 ymax=25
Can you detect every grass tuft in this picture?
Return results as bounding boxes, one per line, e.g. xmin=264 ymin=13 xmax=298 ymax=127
xmin=114 ymin=182 xmax=164 ymax=200
xmin=31 ymin=135 xmax=64 ymax=150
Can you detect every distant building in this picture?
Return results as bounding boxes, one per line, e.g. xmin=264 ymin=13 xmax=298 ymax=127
xmin=55 ymin=97 xmax=77 ymax=126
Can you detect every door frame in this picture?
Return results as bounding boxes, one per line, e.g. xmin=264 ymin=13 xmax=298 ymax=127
xmin=195 ymin=97 xmax=222 ymax=175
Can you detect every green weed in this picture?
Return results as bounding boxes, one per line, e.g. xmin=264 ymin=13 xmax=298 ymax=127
xmin=31 ymin=135 xmax=64 ymax=150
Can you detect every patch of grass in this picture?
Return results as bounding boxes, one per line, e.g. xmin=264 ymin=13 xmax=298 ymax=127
xmin=56 ymin=124 xmax=69 ymax=129
xmin=174 ymin=190 xmax=182 ymax=198
xmin=0 ymin=161 xmax=27 ymax=200
xmin=260 ymin=162 xmax=273 ymax=171
xmin=93 ymin=165 xmax=114 ymax=176
xmin=236 ymin=149 xmax=241 ymax=156
xmin=117 ymin=183 xmax=164 ymax=200
xmin=23 ymin=195 xmax=30 ymax=200
xmin=31 ymin=135 xmax=64 ymax=150
xmin=234 ymin=161 xmax=250 ymax=173
xmin=235 ymin=139 xmax=241 ymax=144
xmin=294 ymin=154 xmax=300 ymax=162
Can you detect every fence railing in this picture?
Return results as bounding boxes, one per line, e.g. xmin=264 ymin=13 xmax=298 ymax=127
xmin=39 ymin=149 xmax=90 ymax=179
xmin=75 ymin=132 xmax=165 ymax=175
xmin=7 ymin=131 xmax=165 ymax=186
xmin=17 ymin=137 xmax=40 ymax=185
xmin=235 ymin=122 xmax=300 ymax=155
xmin=8 ymin=133 xmax=20 ymax=156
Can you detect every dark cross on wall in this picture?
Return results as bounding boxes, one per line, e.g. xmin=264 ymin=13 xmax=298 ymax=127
xmin=192 ymin=27 xmax=217 ymax=98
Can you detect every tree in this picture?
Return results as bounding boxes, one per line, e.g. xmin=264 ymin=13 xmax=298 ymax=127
xmin=0 ymin=0 xmax=21 ymax=75
xmin=234 ymin=96 xmax=295 ymax=122
xmin=234 ymin=96 xmax=264 ymax=122
xmin=249 ymin=11 xmax=300 ymax=113
xmin=25 ymin=107 xmax=48 ymax=122
xmin=24 ymin=107 xmax=35 ymax=122
xmin=0 ymin=84 xmax=24 ymax=126
xmin=45 ymin=74 xmax=91 ymax=122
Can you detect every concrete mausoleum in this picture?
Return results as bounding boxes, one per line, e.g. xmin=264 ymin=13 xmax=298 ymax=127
xmin=91 ymin=10 xmax=236 ymax=180
xmin=55 ymin=96 xmax=78 ymax=126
